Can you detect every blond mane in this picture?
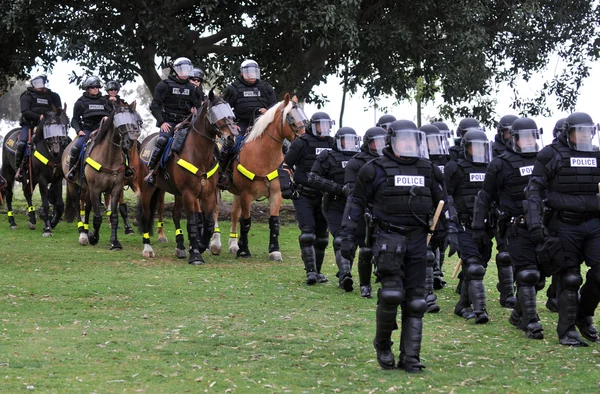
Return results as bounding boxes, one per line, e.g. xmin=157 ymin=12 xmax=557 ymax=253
xmin=244 ymin=100 xmax=294 ymax=143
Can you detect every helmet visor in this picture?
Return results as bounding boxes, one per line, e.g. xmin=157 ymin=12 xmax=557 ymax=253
xmin=368 ymin=135 xmax=386 ymax=156
xmin=241 ymin=65 xmax=260 ymax=80
xmin=337 ymin=134 xmax=360 ymax=152
xmin=287 ymin=106 xmax=309 ymax=129
xmin=32 ymin=77 xmax=46 ymax=89
xmin=426 ymin=134 xmax=450 ymax=156
xmin=465 ymin=141 xmax=492 ymax=163
xmin=567 ymin=125 xmax=598 ymax=152
xmin=499 ymin=126 xmax=512 ymax=143
xmin=390 ymin=130 xmax=429 ymax=159
xmin=174 ymin=63 xmax=194 ymax=78
xmin=311 ymin=119 xmax=335 ymax=137
xmin=208 ymin=103 xmax=235 ymax=124
xmin=43 ymin=124 xmax=67 ymax=139
xmin=510 ymin=129 xmax=541 ymax=153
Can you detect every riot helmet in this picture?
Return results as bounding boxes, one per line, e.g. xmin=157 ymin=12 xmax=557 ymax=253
xmin=387 ymin=119 xmax=429 ymax=159
xmin=455 ymin=117 xmax=482 ymax=146
xmin=310 ymin=111 xmax=335 ymax=137
xmin=363 ymin=127 xmax=386 ymax=156
xmin=431 ymin=121 xmax=453 ymax=140
xmin=335 ymin=127 xmax=360 ymax=152
xmin=553 ymin=118 xmax=566 ymax=139
xmin=191 ymin=68 xmax=204 ymax=82
xmin=106 ymin=81 xmax=121 ymax=92
xmin=30 ymin=74 xmax=48 ymax=89
xmin=420 ymin=124 xmax=450 ymax=156
xmin=376 ymin=114 xmax=396 ymax=131
xmin=563 ymin=112 xmax=598 ymax=152
xmin=496 ymin=114 xmax=519 ymax=143
xmin=510 ymin=117 xmax=541 ymax=154
xmin=82 ymin=75 xmax=102 ymax=90
xmin=240 ymin=59 xmax=260 ymax=80
xmin=461 ymin=130 xmax=491 ymax=163
xmin=172 ymin=57 xmax=193 ymax=79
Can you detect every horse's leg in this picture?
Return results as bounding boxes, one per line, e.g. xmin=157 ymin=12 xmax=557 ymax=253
xmin=184 ymin=191 xmax=204 ymax=265
xmin=118 ymin=189 xmax=134 ymax=235
xmin=50 ymin=180 xmax=64 ymax=229
xmin=23 ymin=182 xmax=37 ymax=230
xmin=109 ymin=186 xmax=122 ymax=250
xmin=236 ymin=193 xmax=253 ymax=258
xmin=38 ymin=179 xmax=53 ymax=237
xmin=229 ymin=195 xmax=241 ymax=254
xmin=4 ymin=172 xmax=18 ymax=229
xmin=173 ymin=195 xmax=186 ymax=258
xmin=140 ymin=188 xmax=160 ymax=258
xmin=87 ymin=191 xmax=103 ymax=246
xmin=209 ymin=190 xmax=222 ymax=255
xmin=157 ymin=190 xmax=168 ymax=243
xmin=199 ymin=193 xmax=216 ymax=256
xmin=78 ymin=189 xmax=89 ymax=245
xmin=104 ymin=192 xmax=111 ymax=224
xmin=267 ymin=187 xmax=283 ymax=261
xmin=195 ymin=198 xmax=206 ymax=253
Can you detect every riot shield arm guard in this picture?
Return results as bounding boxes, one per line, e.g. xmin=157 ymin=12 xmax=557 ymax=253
xmin=472 ymin=193 xmax=488 ymax=230
xmin=308 ymin=172 xmax=343 ymax=196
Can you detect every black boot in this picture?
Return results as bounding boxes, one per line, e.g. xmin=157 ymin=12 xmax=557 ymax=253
xmin=454 ymin=280 xmax=476 ymax=319
xmin=433 ymin=248 xmax=446 ymax=290
xmin=374 ymin=300 xmax=398 ymax=370
xmin=398 ymin=304 xmax=426 ymax=373
xmin=558 ymin=285 xmax=588 ymax=346
xmin=66 ymin=148 xmax=80 ymax=182
xmin=358 ymin=247 xmax=373 ymax=298
xmin=315 ymin=236 xmax=329 ymax=283
xmin=14 ymin=142 xmax=26 ymax=182
xmin=217 ymin=138 xmax=234 ymax=190
xmin=496 ymin=252 xmax=516 ymax=308
xmin=335 ymin=249 xmax=353 ymax=292
xmin=519 ymin=285 xmax=544 ymax=339
xmin=469 ymin=279 xmax=489 ymax=324
xmin=119 ymin=204 xmax=134 ymax=235
xmin=301 ymin=245 xmax=318 ymax=285
xmin=144 ymin=145 xmax=164 ymax=186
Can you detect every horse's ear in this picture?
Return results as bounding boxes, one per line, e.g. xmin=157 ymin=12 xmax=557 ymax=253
xmin=129 ymin=100 xmax=137 ymax=112
xmin=284 ymin=93 xmax=290 ymax=107
xmin=63 ymin=102 xmax=67 ymax=111
xmin=209 ymin=88 xmax=215 ymax=101
xmin=292 ymin=95 xmax=299 ymax=104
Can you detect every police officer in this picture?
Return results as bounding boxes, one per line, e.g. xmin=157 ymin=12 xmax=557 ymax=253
xmin=339 ymin=119 xmax=458 ymax=371
xmin=189 ymin=68 xmax=206 ymax=101
xmin=445 ymin=128 xmax=492 ymax=324
xmin=376 ymin=114 xmax=396 ymax=131
xmin=66 ymin=76 xmax=111 ymax=181
xmin=552 ymin=118 xmax=566 ymax=142
xmin=104 ymin=81 xmax=127 ymax=106
xmin=344 ymin=126 xmax=387 ymax=298
xmin=449 ymin=118 xmax=481 ymax=161
xmin=145 ymin=57 xmax=202 ymax=185
xmin=284 ymin=112 xmax=335 ymax=284
xmin=473 ymin=117 xmax=544 ymax=339
xmin=308 ymin=127 xmax=360 ymax=292
xmin=525 ymin=112 xmax=600 ymax=346
xmin=15 ymin=74 xmax=62 ymax=181
xmin=493 ymin=115 xmax=519 ymax=157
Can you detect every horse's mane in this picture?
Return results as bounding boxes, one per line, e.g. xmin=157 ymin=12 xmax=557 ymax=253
xmin=245 ymin=100 xmax=293 ymax=143
xmin=95 ymin=110 xmax=115 ymax=141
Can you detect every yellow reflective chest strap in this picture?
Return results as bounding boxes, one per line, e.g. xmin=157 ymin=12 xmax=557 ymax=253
xmin=85 ymin=157 xmax=102 ymax=171
xmin=176 ymin=159 xmax=218 ymax=179
xmin=237 ymin=163 xmax=278 ymax=181
xmin=33 ymin=151 xmax=49 ymax=165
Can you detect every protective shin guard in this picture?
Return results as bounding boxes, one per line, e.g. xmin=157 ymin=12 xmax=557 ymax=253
xmin=496 ymin=253 xmax=516 ymax=308
xmin=374 ymin=303 xmax=398 ymax=370
xmin=558 ymin=285 xmax=587 ymax=346
xmin=119 ymin=204 xmax=134 ymax=234
xmin=433 ymin=249 xmax=446 ymax=289
xmin=237 ymin=217 xmax=252 ymax=257
xmin=398 ymin=302 xmax=426 ymax=373
xmin=425 ymin=248 xmax=440 ymax=313
xmin=469 ymin=280 xmax=489 ymax=324
xmin=315 ymin=236 xmax=328 ymax=282
xmin=454 ymin=281 xmax=475 ymax=319
xmin=335 ymin=250 xmax=353 ymax=292
xmin=518 ymin=285 xmax=543 ymax=339
xmin=358 ymin=247 xmax=373 ymax=286
xmin=268 ymin=216 xmax=280 ymax=253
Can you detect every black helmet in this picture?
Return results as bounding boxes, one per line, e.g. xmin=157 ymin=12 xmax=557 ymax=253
xmin=432 ymin=120 xmax=454 ymax=140
xmin=106 ymin=80 xmax=121 ymax=91
xmin=461 ymin=130 xmax=491 ymax=163
xmin=553 ymin=118 xmax=566 ymax=139
xmin=363 ymin=126 xmax=386 ymax=156
xmin=335 ymin=127 xmax=359 ymax=152
xmin=510 ymin=117 xmax=541 ymax=154
xmin=456 ymin=118 xmax=482 ymax=138
xmin=420 ymin=124 xmax=449 ymax=156
xmin=192 ymin=68 xmax=204 ymax=80
xmin=309 ymin=111 xmax=335 ymax=137
xmin=387 ymin=119 xmax=428 ymax=159
xmin=82 ymin=75 xmax=102 ymax=90
xmin=376 ymin=114 xmax=396 ymax=130
xmin=30 ymin=74 xmax=48 ymax=89
xmin=496 ymin=114 xmax=519 ymax=143
xmin=563 ymin=112 xmax=597 ymax=152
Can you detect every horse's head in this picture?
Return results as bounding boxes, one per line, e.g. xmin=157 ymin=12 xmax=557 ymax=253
xmin=111 ymin=101 xmax=142 ymax=150
xmin=205 ymin=89 xmax=238 ymax=139
xmin=281 ymin=93 xmax=308 ymax=142
xmin=40 ymin=103 xmax=70 ymax=154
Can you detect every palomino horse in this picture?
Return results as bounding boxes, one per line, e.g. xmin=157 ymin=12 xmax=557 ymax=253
xmin=0 ymin=106 xmax=70 ymax=235
xmin=136 ymin=91 xmax=237 ymax=265
xmin=62 ymin=102 xmax=142 ymax=249
xmin=224 ymin=94 xmax=307 ymax=259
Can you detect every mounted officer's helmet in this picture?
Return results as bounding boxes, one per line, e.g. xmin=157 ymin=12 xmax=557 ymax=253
xmin=461 ymin=129 xmax=491 ymax=163
xmin=172 ymin=57 xmax=193 ymax=79
xmin=510 ymin=117 xmax=541 ymax=154
xmin=563 ymin=112 xmax=598 ymax=152
xmin=362 ymin=126 xmax=386 ymax=156
xmin=420 ymin=124 xmax=449 ymax=156
xmin=376 ymin=114 xmax=396 ymax=131
xmin=192 ymin=68 xmax=204 ymax=81
xmin=240 ymin=59 xmax=260 ymax=80
xmin=431 ymin=121 xmax=453 ymax=140
xmin=106 ymin=80 xmax=121 ymax=91
xmin=335 ymin=127 xmax=359 ymax=152
xmin=553 ymin=118 xmax=566 ymax=139
xmin=310 ymin=111 xmax=335 ymax=137
xmin=30 ymin=74 xmax=48 ymax=89
xmin=497 ymin=114 xmax=519 ymax=143
xmin=387 ymin=119 xmax=429 ymax=159
xmin=82 ymin=75 xmax=102 ymax=90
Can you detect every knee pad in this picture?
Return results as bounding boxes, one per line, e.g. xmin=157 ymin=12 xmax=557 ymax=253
xmin=496 ymin=251 xmax=511 ymax=267
xmin=516 ymin=268 xmax=540 ymax=286
xmin=427 ymin=247 xmax=435 ymax=264
xmin=466 ymin=261 xmax=486 ymax=280
xmin=156 ymin=135 xmax=170 ymax=148
xmin=16 ymin=140 xmax=27 ymax=151
xmin=378 ymin=287 xmax=404 ymax=307
xmin=333 ymin=236 xmax=342 ymax=250
xmin=535 ymin=277 xmax=546 ymax=292
xmin=315 ymin=235 xmax=329 ymax=251
xmin=69 ymin=144 xmax=80 ymax=156
xmin=359 ymin=247 xmax=373 ymax=262
xmin=563 ymin=271 xmax=583 ymax=291
xmin=406 ymin=298 xmax=428 ymax=316
xmin=298 ymin=232 xmax=316 ymax=247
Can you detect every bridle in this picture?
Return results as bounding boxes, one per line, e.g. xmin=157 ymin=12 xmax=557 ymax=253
xmin=265 ymin=101 xmax=305 ymax=145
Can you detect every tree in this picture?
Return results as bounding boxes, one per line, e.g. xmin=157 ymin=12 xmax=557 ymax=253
xmin=0 ymin=80 xmax=28 ymax=122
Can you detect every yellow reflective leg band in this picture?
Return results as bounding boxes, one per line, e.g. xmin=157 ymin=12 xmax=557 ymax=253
xmin=230 ymin=233 xmax=238 ymax=238
xmin=143 ymin=233 xmax=150 ymax=239
xmin=77 ymin=221 xmax=84 ymax=228
xmin=7 ymin=211 xmax=13 ymax=217
xmin=175 ymin=229 xmax=183 ymax=236
xmin=28 ymin=206 xmax=35 ymax=213
xmin=80 ymin=210 xmax=85 ymax=218
xmin=106 ymin=210 xmax=112 ymax=217
xmin=214 ymin=227 xmax=220 ymax=233
xmin=158 ymin=221 xmax=164 ymax=228
xmin=84 ymin=224 xmax=89 ymax=230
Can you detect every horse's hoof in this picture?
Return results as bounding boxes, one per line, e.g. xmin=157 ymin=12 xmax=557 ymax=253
xmin=110 ymin=241 xmax=122 ymax=251
xmin=9 ymin=225 xmax=18 ymax=230
xmin=175 ymin=248 xmax=187 ymax=259
xmin=210 ymin=243 xmax=221 ymax=255
xmin=157 ymin=235 xmax=168 ymax=243
xmin=269 ymin=251 xmax=282 ymax=261
xmin=88 ymin=233 xmax=99 ymax=246
xmin=124 ymin=227 xmax=135 ymax=235
xmin=79 ymin=233 xmax=89 ymax=246
xmin=142 ymin=244 xmax=155 ymax=258
xmin=188 ymin=251 xmax=205 ymax=265
xmin=236 ymin=248 xmax=252 ymax=258
xmin=28 ymin=222 xmax=36 ymax=230
xmin=42 ymin=231 xmax=53 ymax=238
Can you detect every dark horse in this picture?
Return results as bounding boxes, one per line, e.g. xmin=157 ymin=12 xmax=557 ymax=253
xmin=137 ymin=91 xmax=237 ymax=265
xmin=62 ymin=102 xmax=141 ymax=249
xmin=1 ymin=105 xmax=70 ymax=235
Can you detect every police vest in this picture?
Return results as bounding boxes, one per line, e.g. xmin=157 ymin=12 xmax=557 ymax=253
xmin=449 ymin=146 xmax=461 ymax=161
xmin=23 ymin=90 xmax=54 ymax=116
xmin=372 ymin=156 xmax=433 ymax=225
xmin=326 ymin=149 xmax=357 ymax=185
xmin=492 ymin=140 xmax=507 ymax=158
xmin=232 ymin=79 xmax=271 ymax=122
xmin=161 ymin=78 xmax=196 ymax=117
xmin=550 ymin=143 xmax=600 ymax=197
xmin=497 ymin=151 xmax=536 ymax=214
xmin=299 ymin=134 xmax=334 ymax=175
xmin=80 ymin=95 xmax=110 ymax=124
xmin=454 ymin=159 xmax=488 ymax=216
xmin=430 ymin=154 xmax=449 ymax=174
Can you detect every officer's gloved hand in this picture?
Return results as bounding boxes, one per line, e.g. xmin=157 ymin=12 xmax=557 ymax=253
xmin=340 ymin=236 xmax=355 ymax=260
xmin=472 ymin=228 xmax=487 ymax=249
xmin=342 ymin=184 xmax=352 ymax=198
xmin=334 ymin=184 xmax=344 ymax=197
xmin=530 ymin=226 xmax=547 ymax=245
xmin=446 ymin=229 xmax=459 ymax=257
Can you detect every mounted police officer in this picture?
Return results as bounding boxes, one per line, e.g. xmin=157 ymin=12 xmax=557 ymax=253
xmin=308 ymin=127 xmax=361 ymax=292
xmin=104 ymin=81 xmax=126 ymax=107
xmin=525 ymin=112 xmax=600 ymax=346
xmin=189 ymin=68 xmax=206 ymax=101
xmin=284 ymin=111 xmax=335 ymax=284
xmin=376 ymin=114 xmax=396 ymax=131
xmin=493 ymin=115 xmax=518 ymax=157
xmin=344 ymin=126 xmax=387 ymax=298
xmin=339 ymin=119 xmax=458 ymax=372
xmin=145 ymin=57 xmax=202 ymax=186
xmin=473 ymin=117 xmax=544 ymax=339
xmin=66 ymin=76 xmax=111 ymax=181
xmin=445 ymin=128 xmax=492 ymax=324
xmin=449 ymin=118 xmax=481 ymax=161
xmin=16 ymin=74 xmax=62 ymax=181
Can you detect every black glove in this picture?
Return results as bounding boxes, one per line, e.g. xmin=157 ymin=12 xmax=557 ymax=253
xmin=446 ymin=231 xmax=459 ymax=257
xmin=340 ymin=236 xmax=355 ymax=260
xmin=530 ymin=226 xmax=547 ymax=245
xmin=472 ymin=228 xmax=487 ymax=249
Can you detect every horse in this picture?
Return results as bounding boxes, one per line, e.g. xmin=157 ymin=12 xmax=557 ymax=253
xmin=1 ymin=106 xmax=70 ymax=235
xmin=223 ymin=94 xmax=307 ymax=260
xmin=62 ymin=102 xmax=142 ymax=249
xmin=136 ymin=90 xmax=238 ymax=265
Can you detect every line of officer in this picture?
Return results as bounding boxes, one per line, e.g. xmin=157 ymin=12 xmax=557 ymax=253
xmin=473 ymin=117 xmax=544 ymax=339
xmin=448 ymin=118 xmax=479 ymax=161
xmin=343 ymin=126 xmax=387 ymax=298
xmin=376 ymin=114 xmax=396 ymax=131
xmin=340 ymin=120 xmax=458 ymax=372
xmin=525 ymin=112 xmax=600 ymax=346
xmin=284 ymin=112 xmax=336 ymax=284
xmin=308 ymin=127 xmax=361 ymax=292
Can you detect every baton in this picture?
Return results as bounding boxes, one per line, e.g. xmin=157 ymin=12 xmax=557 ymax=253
xmin=426 ymin=200 xmax=445 ymax=247
xmin=452 ymin=258 xmax=463 ymax=279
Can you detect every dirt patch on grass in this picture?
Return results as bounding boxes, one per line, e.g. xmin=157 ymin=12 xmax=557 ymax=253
xmin=163 ymin=200 xmax=298 ymax=224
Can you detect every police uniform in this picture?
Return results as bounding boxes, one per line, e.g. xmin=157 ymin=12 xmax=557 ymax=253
xmin=223 ymin=77 xmax=276 ymax=133
xmin=71 ymin=92 xmax=111 ymax=152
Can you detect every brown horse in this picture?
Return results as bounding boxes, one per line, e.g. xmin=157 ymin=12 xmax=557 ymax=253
xmin=62 ymin=102 xmax=142 ymax=249
xmin=225 ymin=94 xmax=307 ymax=260
xmin=136 ymin=91 xmax=237 ymax=264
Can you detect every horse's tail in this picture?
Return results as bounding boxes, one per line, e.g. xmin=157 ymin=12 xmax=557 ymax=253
xmin=64 ymin=183 xmax=79 ymax=223
xmin=136 ymin=188 xmax=161 ymax=236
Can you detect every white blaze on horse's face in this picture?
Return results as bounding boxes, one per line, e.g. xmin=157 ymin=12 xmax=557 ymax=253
xmin=114 ymin=112 xmax=141 ymax=140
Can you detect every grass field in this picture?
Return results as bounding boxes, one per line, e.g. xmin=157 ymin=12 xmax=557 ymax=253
xmin=1 ymin=189 xmax=600 ymax=392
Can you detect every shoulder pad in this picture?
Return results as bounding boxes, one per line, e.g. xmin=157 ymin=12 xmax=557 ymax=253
xmin=357 ymin=161 xmax=376 ymax=182
xmin=316 ymin=150 xmax=329 ymax=162
xmin=536 ymin=145 xmax=556 ymax=164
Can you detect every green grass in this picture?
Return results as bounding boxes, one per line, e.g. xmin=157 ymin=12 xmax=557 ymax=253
xmin=1 ymin=190 xmax=600 ymax=392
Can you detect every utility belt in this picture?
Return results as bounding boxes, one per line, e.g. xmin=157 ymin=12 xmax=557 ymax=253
xmin=557 ymin=210 xmax=600 ymax=225
xmin=510 ymin=215 xmax=527 ymax=229
xmin=163 ymin=112 xmax=189 ymax=124
xmin=292 ymin=183 xmax=321 ymax=199
xmin=377 ymin=220 xmax=418 ymax=236
xmin=459 ymin=216 xmax=473 ymax=230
